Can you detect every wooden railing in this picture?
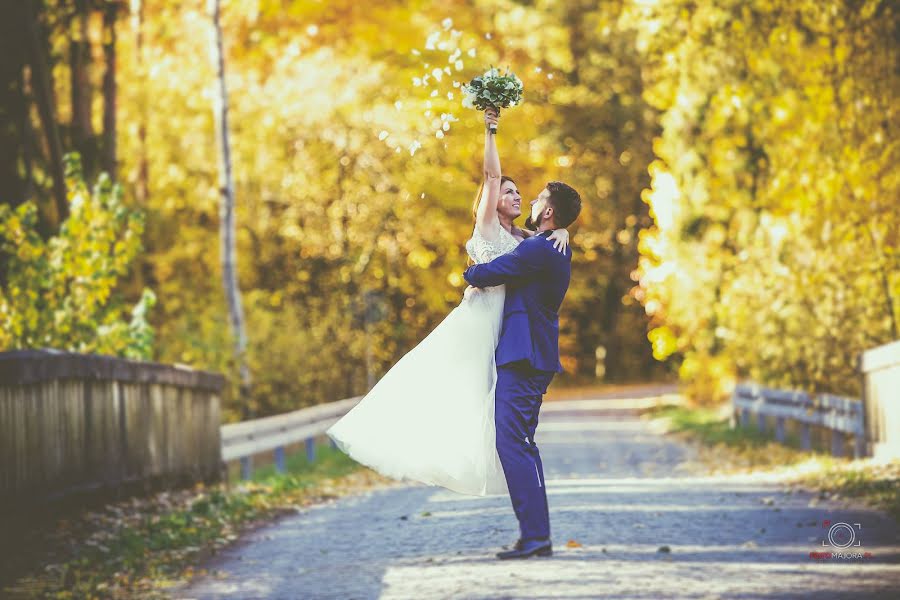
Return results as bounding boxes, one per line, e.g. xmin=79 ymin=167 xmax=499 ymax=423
xmin=731 ymin=383 xmax=866 ymax=458
xmin=0 ymin=349 xmax=225 ymax=509
xmin=221 ymin=396 xmax=361 ymax=479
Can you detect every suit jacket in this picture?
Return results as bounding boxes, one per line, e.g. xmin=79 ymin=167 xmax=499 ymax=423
xmin=463 ymin=230 xmax=572 ymax=373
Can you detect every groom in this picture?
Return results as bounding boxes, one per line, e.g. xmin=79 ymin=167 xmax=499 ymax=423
xmin=463 ymin=180 xmax=581 ymax=559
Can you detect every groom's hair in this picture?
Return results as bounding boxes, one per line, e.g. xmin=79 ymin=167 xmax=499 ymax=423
xmin=546 ymin=181 xmax=581 ymax=228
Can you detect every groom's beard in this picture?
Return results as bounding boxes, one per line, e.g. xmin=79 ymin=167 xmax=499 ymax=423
xmin=525 ymin=213 xmax=541 ymax=231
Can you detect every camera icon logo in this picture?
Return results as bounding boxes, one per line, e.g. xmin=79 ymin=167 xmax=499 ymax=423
xmin=822 ymin=520 xmax=861 ymax=549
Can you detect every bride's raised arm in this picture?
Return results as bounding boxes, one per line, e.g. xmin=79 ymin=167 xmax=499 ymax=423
xmin=473 ymin=108 xmax=502 ymax=240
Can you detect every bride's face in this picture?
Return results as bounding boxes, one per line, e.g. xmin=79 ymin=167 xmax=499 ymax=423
xmin=497 ymin=180 xmax=522 ymax=220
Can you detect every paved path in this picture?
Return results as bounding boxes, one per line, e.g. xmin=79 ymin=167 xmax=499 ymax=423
xmin=175 ymin=397 xmax=900 ymax=599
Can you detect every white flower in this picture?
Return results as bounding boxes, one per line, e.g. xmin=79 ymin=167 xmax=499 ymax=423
xmin=431 ymin=68 xmax=443 ymax=82
xmin=378 ymin=131 xmax=389 ymax=141
xmin=467 ymin=48 xmax=476 ymax=57
xmin=425 ymin=31 xmax=440 ymax=50
xmin=409 ymin=140 xmax=422 ymax=156
xmin=442 ymin=18 xmax=452 ymax=30
xmin=454 ymin=59 xmax=464 ymax=71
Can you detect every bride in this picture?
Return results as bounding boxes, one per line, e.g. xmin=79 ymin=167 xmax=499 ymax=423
xmin=325 ymin=108 xmax=569 ymax=496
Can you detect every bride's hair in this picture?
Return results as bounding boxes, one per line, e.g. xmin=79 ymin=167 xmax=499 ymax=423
xmin=471 ymin=175 xmax=516 ymax=225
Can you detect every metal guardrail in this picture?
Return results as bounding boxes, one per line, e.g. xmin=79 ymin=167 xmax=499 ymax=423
xmin=221 ymin=396 xmax=362 ymax=480
xmin=731 ymin=383 xmax=866 ymax=458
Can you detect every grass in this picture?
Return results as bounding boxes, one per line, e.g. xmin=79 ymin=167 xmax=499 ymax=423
xmin=645 ymin=404 xmax=900 ymax=522
xmin=1 ymin=442 xmax=389 ymax=599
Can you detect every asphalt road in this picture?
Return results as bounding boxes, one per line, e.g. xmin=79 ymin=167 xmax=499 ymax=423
xmin=174 ymin=396 xmax=900 ymax=599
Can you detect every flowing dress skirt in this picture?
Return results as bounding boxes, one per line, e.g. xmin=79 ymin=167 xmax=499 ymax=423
xmin=326 ymin=286 xmax=509 ymax=496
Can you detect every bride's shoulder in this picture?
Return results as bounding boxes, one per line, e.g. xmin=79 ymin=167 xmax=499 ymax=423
xmin=473 ymin=220 xmax=502 ymax=242
xmin=509 ymin=226 xmax=529 ymax=242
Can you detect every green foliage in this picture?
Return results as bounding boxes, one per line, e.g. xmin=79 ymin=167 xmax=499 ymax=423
xmin=462 ymin=66 xmax=524 ymax=110
xmin=0 ymin=153 xmax=156 ymax=358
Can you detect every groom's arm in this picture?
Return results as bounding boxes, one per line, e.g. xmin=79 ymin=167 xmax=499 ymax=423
xmin=463 ymin=237 xmax=548 ymax=288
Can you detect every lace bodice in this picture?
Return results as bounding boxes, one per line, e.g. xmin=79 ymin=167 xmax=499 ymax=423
xmin=465 ymin=222 xmax=520 ymax=264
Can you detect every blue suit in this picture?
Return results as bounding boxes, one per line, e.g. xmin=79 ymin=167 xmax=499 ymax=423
xmin=463 ymin=230 xmax=571 ymax=542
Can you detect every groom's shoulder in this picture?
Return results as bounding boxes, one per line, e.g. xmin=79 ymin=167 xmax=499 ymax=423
xmin=530 ymin=232 xmax=572 ymax=259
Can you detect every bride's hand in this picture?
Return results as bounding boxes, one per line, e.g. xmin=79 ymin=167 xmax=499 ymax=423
xmin=547 ymin=228 xmax=570 ymax=253
xmin=484 ymin=107 xmax=499 ymax=131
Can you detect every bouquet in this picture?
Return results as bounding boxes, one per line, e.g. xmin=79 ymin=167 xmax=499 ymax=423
xmin=461 ymin=66 xmax=524 ymax=134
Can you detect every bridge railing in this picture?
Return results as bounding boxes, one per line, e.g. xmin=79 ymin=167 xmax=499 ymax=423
xmin=860 ymin=340 xmax=900 ymax=460
xmin=0 ymin=349 xmax=225 ymax=509
xmin=731 ymin=383 xmax=866 ymax=458
xmin=221 ymin=396 xmax=361 ymax=480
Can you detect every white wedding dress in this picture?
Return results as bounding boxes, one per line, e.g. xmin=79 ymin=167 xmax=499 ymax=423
xmin=325 ymin=221 xmax=520 ymax=496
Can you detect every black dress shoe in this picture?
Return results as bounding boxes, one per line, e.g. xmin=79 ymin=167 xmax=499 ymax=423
xmin=496 ymin=538 xmax=552 ymax=559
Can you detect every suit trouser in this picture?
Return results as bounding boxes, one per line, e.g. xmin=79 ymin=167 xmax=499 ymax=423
xmin=495 ymin=361 xmax=556 ymax=541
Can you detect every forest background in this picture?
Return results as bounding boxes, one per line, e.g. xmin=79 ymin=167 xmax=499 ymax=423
xmin=1 ymin=0 xmax=896 ymax=421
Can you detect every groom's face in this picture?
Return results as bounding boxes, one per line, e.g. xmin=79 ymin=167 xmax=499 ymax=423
xmin=526 ymin=188 xmax=552 ymax=230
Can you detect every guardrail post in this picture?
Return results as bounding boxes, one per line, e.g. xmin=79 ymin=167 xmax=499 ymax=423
xmin=775 ymin=417 xmax=785 ymax=443
xmin=740 ymin=408 xmax=750 ymax=428
xmin=756 ymin=412 xmax=766 ymax=433
xmin=240 ymin=456 xmax=253 ymax=480
xmin=306 ymin=437 xmax=316 ymax=463
xmin=274 ymin=446 xmax=286 ymax=474
xmin=854 ymin=435 xmax=865 ymax=459
xmin=830 ymin=430 xmax=844 ymax=457
xmin=800 ymin=423 xmax=811 ymax=450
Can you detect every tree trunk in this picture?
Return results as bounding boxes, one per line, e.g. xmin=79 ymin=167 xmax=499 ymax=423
xmin=129 ymin=0 xmax=148 ymax=204
xmin=70 ymin=0 xmax=96 ymax=175
xmin=101 ymin=1 xmax=119 ymax=179
xmin=25 ymin=0 xmax=68 ymax=225
xmin=0 ymin=1 xmax=28 ymax=209
xmin=208 ymin=0 xmax=252 ymax=418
